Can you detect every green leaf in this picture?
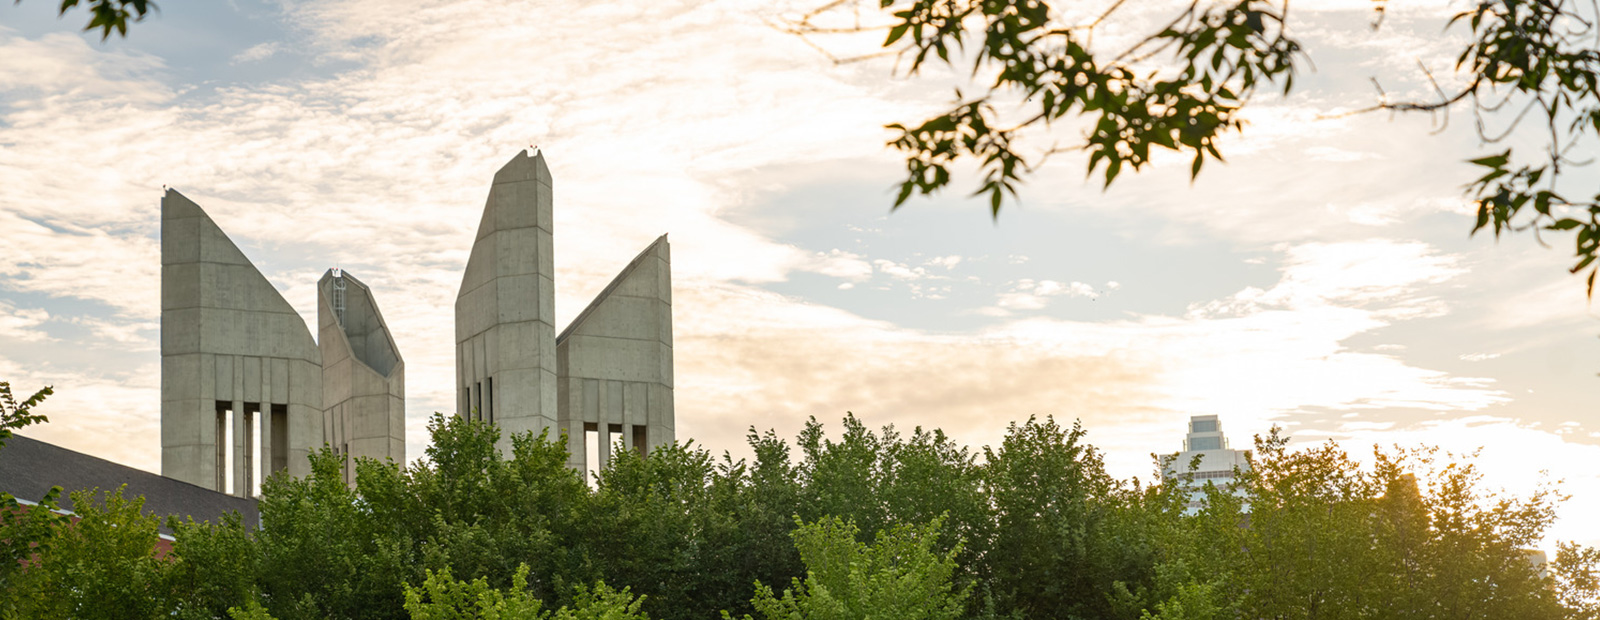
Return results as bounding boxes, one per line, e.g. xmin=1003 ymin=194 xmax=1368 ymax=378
xmin=1468 ymin=150 xmax=1511 ymax=169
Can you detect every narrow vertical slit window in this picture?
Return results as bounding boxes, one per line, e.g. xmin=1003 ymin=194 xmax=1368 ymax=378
xmin=270 ymin=404 xmax=288 ymax=475
xmin=632 ymin=425 xmax=648 ymax=456
xmin=608 ymin=425 xmax=624 ymax=461
xmin=584 ymin=422 xmax=599 ymax=487
xmin=486 ymin=377 xmax=494 ymax=425
xmin=222 ymin=407 xmax=235 ymax=496
xmin=214 ymin=401 xmax=230 ymax=492
xmin=244 ymin=403 xmax=259 ymax=497
xmin=475 ymin=382 xmax=483 ymax=421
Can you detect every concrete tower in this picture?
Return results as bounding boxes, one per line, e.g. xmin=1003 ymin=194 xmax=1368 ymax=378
xmin=161 ymin=190 xmax=322 ymax=497
xmin=556 ymin=235 xmax=674 ymax=473
xmin=318 ymin=269 xmax=405 ymax=484
xmin=455 ymin=150 xmax=557 ymax=453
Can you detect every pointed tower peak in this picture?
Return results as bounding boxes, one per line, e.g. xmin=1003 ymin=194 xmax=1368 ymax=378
xmin=161 ymin=188 xmax=207 ymax=221
xmin=493 ymin=149 xmax=552 ymax=186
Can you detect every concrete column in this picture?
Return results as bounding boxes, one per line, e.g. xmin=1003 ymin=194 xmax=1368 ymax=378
xmin=232 ymin=398 xmax=245 ymax=496
xmin=259 ymin=406 xmax=273 ymax=487
xmin=214 ymin=403 xmax=226 ymax=492
xmin=567 ymin=417 xmax=585 ymax=472
xmin=597 ymin=422 xmax=611 ymax=473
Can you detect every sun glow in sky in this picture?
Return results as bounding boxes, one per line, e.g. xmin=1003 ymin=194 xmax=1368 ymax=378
xmin=1 ymin=0 xmax=1596 ymax=545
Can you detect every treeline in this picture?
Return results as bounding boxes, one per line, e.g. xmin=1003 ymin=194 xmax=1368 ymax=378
xmin=3 ymin=406 xmax=1599 ymax=619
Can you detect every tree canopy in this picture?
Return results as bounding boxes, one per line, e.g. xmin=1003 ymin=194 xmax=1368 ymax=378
xmin=1 ymin=382 xmax=1595 ymax=620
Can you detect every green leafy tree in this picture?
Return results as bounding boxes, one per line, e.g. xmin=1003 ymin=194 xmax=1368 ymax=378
xmin=254 ymin=447 xmax=412 ymax=620
xmin=164 ymin=512 xmax=261 ymax=620
xmin=8 ymin=487 xmax=170 ymax=619
xmin=403 ymin=565 xmax=549 ymax=620
xmin=0 ymin=381 xmax=65 ymax=607
xmin=792 ymin=414 xmax=990 ymax=599
xmin=740 ymin=516 xmax=968 ymax=620
xmin=1554 ymin=541 xmax=1600 ymax=620
xmin=582 ymin=441 xmax=722 ymax=620
xmin=981 ymin=416 xmax=1155 ymax=619
xmin=1165 ymin=430 xmax=1570 ymax=620
xmin=402 ymin=564 xmax=646 ymax=620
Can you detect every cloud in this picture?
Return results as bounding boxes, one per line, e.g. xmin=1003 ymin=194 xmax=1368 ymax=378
xmin=805 ymin=249 xmax=873 ymax=282
xmin=872 ymin=259 xmax=928 ymax=281
xmin=990 ymin=278 xmax=1099 ymax=313
xmin=1188 ymin=239 xmax=1462 ymax=319
xmin=0 ymin=301 xmax=51 ymax=342
xmin=231 ymin=42 xmax=283 ymax=64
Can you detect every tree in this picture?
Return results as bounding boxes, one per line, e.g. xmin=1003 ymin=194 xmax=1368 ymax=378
xmin=787 ymin=0 xmax=1600 ymax=295
xmin=739 ymin=516 xmax=969 ymax=620
xmin=7 ymin=487 xmax=171 ymax=619
xmin=164 ymin=512 xmax=261 ymax=620
xmin=0 ymin=381 xmax=65 ymax=607
xmin=1163 ymin=430 xmax=1573 ymax=620
xmin=401 ymin=564 xmax=647 ymax=620
xmin=981 ymin=416 xmax=1157 ymax=620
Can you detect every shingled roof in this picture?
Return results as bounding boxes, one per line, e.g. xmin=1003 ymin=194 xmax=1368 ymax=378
xmin=0 ymin=434 xmax=259 ymax=534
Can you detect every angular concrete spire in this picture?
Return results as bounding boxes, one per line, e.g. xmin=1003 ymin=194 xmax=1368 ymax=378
xmin=455 ymin=150 xmax=557 ymax=454
xmin=318 ymin=270 xmax=405 ymax=484
xmin=556 ymin=235 xmax=674 ymax=473
xmin=161 ymin=190 xmax=322 ymax=497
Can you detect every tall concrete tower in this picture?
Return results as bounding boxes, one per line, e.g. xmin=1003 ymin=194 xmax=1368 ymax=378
xmin=455 ymin=150 xmax=557 ymax=453
xmin=160 ymin=190 xmax=323 ymax=497
xmin=318 ymin=269 xmax=406 ymax=483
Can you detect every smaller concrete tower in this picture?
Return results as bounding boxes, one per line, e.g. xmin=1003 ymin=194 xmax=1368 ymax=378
xmin=556 ymin=235 xmax=674 ymax=473
xmin=318 ymin=270 xmax=405 ymax=483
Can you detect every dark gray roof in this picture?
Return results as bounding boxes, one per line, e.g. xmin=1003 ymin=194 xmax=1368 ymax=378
xmin=0 ymin=434 xmax=258 ymax=533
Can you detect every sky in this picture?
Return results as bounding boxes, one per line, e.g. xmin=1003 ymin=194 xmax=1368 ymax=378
xmin=1 ymin=0 xmax=1596 ymax=546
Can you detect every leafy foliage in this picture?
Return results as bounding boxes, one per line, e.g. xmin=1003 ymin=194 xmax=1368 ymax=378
xmin=1442 ymin=1 xmax=1600 ymax=297
xmin=402 ymin=566 xmax=647 ymax=620
xmin=0 ymin=381 xmax=64 ymax=607
xmin=741 ymin=516 xmax=969 ymax=620
xmin=804 ymin=0 xmax=1305 ymax=212
xmin=2 ymin=378 xmax=1595 ymax=620
xmin=0 ymin=380 xmax=52 ymax=452
xmin=789 ymin=0 xmax=1600 ymax=296
xmin=8 ymin=487 xmax=169 ymax=619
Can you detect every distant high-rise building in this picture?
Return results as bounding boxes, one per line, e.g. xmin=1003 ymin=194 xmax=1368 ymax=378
xmin=1163 ymin=414 xmax=1250 ymax=513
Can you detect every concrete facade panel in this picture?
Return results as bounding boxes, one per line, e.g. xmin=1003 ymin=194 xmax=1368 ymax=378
xmin=162 ymin=216 xmax=200 ymax=266
xmin=562 ymin=335 xmax=664 ymax=384
xmin=243 ymin=356 xmax=261 ymax=403
xmin=162 ymin=308 xmax=202 ymax=354
xmin=215 ymin=355 xmax=234 ymax=402
xmin=163 ymin=262 xmax=202 ymax=310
